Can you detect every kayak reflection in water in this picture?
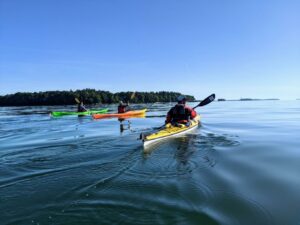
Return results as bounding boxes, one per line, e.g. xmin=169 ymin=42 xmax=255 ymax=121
xmin=165 ymin=95 xmax=197 ymax=127
xmin=119 ymin=118 xmax=131 ymax=133
xmin=118 ymin=101 xmax=130 ymax=113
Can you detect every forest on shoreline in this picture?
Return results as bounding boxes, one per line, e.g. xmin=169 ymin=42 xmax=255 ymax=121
xmin=0 ymin=89 xmax=195 ymax=106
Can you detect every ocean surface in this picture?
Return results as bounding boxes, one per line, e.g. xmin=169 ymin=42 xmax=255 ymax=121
xmin=0 ymin=101 xmax=300 ymax=225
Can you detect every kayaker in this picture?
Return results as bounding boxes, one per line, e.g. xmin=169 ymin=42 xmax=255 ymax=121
xmin=165 ymin=95 xmax=197 ymax=126
xmin=118 ymin=101 xmax=130 ymax=113
xmin=77 ymin=101 xmax=87 ymax=112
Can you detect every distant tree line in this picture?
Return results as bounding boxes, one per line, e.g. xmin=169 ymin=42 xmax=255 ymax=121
xmin=0 ymin=89 xmax=195 ymax=106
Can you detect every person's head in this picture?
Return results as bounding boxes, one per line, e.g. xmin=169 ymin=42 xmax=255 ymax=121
xmin=177 ymin=95 xmax=187 ymax=104
xmin=119 ymin=101 xmax=123 ymax=105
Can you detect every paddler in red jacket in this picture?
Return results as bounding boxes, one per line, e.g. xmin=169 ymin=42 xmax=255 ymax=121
xmin=118 ymin=101 xmax=131 ymax=132
xmin=165 ymin=95 xmax=197 ymax=126
xmin=118 ymin=101 xmax=130 ymax=113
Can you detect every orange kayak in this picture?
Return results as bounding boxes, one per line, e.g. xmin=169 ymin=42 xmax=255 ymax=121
xmin=92 ymin=109 xmax=147 ymax=119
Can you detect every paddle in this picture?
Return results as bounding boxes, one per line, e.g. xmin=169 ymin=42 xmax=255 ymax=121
xmin=75 ymin=97 xmax=80 ymax=104
xmin=125 ymin=91 xmax=136 ymax=110
xmin=75 ymin=97 xmax=88 ymax=112
xmin=130 ymin=92 xmax=136 ymax=101
xmin=193 ymin=93 xmax=216 ymax=109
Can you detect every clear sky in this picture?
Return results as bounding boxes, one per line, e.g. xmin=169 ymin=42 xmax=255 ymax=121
xmin=0 ymin=0 xmax=299 ymax=100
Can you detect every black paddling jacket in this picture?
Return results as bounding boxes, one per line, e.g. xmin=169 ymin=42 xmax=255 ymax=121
xmin=166 ymin=104 xmax=197 ymax=123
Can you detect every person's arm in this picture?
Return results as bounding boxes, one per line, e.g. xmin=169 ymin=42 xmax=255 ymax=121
xmin=125 ymin=103 xmax=131 ymax=111
xmin=191 ymin=109 xmax=197 ymax=119
xmin=81 ymin=105 xmax=88 ymax=112
xmin=165 ymin=108 xmax=173 ymax=124
xmin=186 ymin=106 xmax=197 ymax=119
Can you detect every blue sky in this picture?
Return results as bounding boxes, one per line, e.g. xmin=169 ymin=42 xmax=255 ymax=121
xmin=0 ymin=0 xmax=299 ymax=99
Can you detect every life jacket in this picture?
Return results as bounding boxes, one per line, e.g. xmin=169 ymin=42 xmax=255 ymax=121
xmin=118 ymin=105 xmax=127 ymax=113
xmin=166 ymin=104 xmax=197 ymax=124
xmin=170 ymin=104 xmax=190 ymax=123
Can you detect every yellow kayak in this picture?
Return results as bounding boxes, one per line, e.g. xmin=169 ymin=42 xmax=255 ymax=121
xmin=142 ymin=115 xmax=200 ymax=147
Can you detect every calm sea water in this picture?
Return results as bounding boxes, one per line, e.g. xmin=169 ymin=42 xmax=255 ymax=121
xmin=1 ymin=101 xmax=300 ymax=225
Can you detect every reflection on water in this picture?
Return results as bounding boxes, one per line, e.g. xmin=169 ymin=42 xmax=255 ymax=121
xmin=1 ymin=101 xmax=300 ymax=224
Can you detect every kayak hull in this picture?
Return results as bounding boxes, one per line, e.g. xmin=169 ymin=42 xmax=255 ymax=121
xmin=142 ymin=115 xmax=200 ymax=147
xmin=92 ymin=109 xmax=147 ymax=119
xmin=51 ymin=108 xmax=109 ymax=117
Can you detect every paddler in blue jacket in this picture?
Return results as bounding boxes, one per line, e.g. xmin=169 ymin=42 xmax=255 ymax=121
xmin=77 ymin=100 xmax=88 ymax=112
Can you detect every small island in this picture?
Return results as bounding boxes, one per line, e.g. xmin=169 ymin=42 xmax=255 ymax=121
xmin=240 ymin=98 xmax=280 ymax=101
xmin=216 ymin=98 xmax=280 ymax=102
xmin=0 ymin=89 xmax=195 ymax=106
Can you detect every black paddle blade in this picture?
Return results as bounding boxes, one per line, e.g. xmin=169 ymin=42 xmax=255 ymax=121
xmin=198 ymin=94 xmax=215 ymax=107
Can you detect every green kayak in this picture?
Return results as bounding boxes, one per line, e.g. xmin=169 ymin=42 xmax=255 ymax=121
xmin=51 ymin=108 xmax=109 ymax=117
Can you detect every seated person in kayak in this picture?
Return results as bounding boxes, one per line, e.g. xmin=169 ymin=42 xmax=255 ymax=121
xmin=165 ymin=95 xmax=197 ymax=126
xmin=77 ymin=101 xmax=88 ymax=112
xmin=118 ymin=101 xmax=130 ymax=113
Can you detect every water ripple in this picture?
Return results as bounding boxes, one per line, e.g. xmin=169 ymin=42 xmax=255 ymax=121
xmin=203 ymin=190 xmax=274 ymax=225
xmin=1 ymin=102 xmax=300 ymax=225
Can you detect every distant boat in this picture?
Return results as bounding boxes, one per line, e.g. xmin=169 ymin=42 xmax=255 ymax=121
xmin=218 ymin=98 xmax=226 ymax=101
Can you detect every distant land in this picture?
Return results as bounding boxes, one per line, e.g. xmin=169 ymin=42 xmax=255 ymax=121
xmin=0 ymin=89 xmax=195 ymax=106
xmin=217 ymin=98 xmax=280 ymax=101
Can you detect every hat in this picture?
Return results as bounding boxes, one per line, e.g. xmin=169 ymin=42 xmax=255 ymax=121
xmin=177 ymin=95 xmax=186 ymax=102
